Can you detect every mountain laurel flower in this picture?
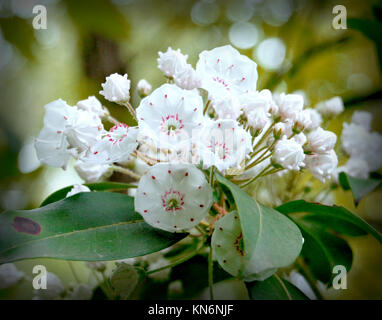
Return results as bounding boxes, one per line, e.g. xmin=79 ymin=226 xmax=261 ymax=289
xmin=77 ymin=96 xmax=108 ymax=118
xmin=134 ymin=163 xmax=213 ymax=233
xmin=196 ymin=45 xmax=258 ymax=118
xmin=305 ymin=150 xmax=338 ymax=182
xmin=306 ymin=127 xmax=337 ymax=154
xmin=173 ymin=64 xmax=201 ymax=90
xmin=0 ymin=263 xmax=24 ymax=290
xmin=303 ymin=108 xmax=322 ymax=131
xmin=274 ymin=120 xmax=294 ymax=139
xmin=272 ymin=136 xmax=305 ymax=171
xmin=66 ymin=184 xmax=91 ymax=198
xmin=33 ymin=272 xmax=64 ymax=300
xmin=198 ymin=119 xmax=252 ymax=172
xmin=333 ymin=157 xmax=370 ymax=184
xmin=211 ymin=93 xmax=242 ymax=120
xmin=351 ymin=111 xmax=373 ymax=131
xmin=240 ymin=89 xmax=274 ymax=115
xmin=136 ymin=84 xmax=205 ymax=149
xmin=100 ymin=73 xmax=131 ymax=103
xmin=315 ymin=96 xmax=344 ymax=117
xmin=74 ymin=160 xmax=113 ymax=183
xmin=247 ymin=109 xmax=271 ymax=132
xmin=294 ymin=109 xmax=312 ymax=132
xmin=157 ymin=47 xmax=188 ymax=78
xmin=35 ymin=99 xmax=104 ymax=169
xmin=274 ymin=93 xmax=304 ymax=122
xmin=293 ymin=132 xmax=307 ymax=146
xmin=86 ymin=124 xmax=138 ymax=164
xmin=136 ymin=79 xmax=152 ymax=97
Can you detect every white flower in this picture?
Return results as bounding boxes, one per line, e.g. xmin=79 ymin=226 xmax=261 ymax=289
xmin=315 ymin=96 xmax=344 ymax=117
xmin=272 ymin=136 xmax=305 ymax=171
xmin=351 ymin=111 xmax=373 ymax=131
xmin=196 ymin=45 xmax=258 ymax=119
xmin=74 ymin=160 xmax=113 ymax=183
xmin=333 ymin=157 xmax=370 ymax=183
xmin=274 ymin=93 xmax=304 ymax=122
xmin=305 ymin=150 xmax=338 ymax=182
xmin=77 ymin=96 xmax=108 ymax=118
xmin=35 ymin=99 xmax=104 ymax=169
xmin=174 ymin=64 xmax=201 ymax=90
xmin=303 ymin=108 xmax=322 ymax=131
xmin=293 ymin=132 xmax=307 ymax=146
xmin=66 ymin=184 xmax=91 ymax=198
xmin=306 ymin=127 xmax=337 ymax=154
xmin=247 ymin=109 xmax=270 ymax=132
xmin=136 ymin=84 xmax=205 ymax=149
xmin=341 ymin=122 xmax=382 ymax=171
xmin=86 ymin=124 xmax=138 ymax=164
xmin=240 ymin=89 xmax=274 ymax=115
xmin=134 ymin=163 xmax=213 ymax=233
xmin=211 ymin=93 xmax=242 ymax=120
xmin=274 ymin=120 xmax=294 ymax=139
xmin=100 ymin=73 xmax=131 ymax=103
xmin=0 ymin=263 xmax=24 ymax=289
xmin=136 ymin=79 xmax=152 ymax=97
xmin=198 ymin=119 xmax=252 ymax=172
xmin=157 ymin=47 xmax=188 ymax=78
xmin=294 ymin=109 xmax=312 ymax=132
xmin=33 ymin=272 xmax=64 ymax=300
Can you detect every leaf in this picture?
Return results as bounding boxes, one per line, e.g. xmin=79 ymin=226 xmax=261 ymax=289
xmin=339 ymin=172 xmax=382 ymax=206
xmin=110 ymin=263 xmax=145 ymax=299
xmin=214 ymin=173 xmax=303 ymax=280
xmin=0 ymin=192 xmax=187 ymax=264
xmin=276 ymin=200 xmax=382 ymax=244
xmin=246 ymin=274 xmax=310 ymax=300
xmin=294 ymin=218 xmax=353 ymax=284
xmin=40 ymin=182 xmax=137 ymax=207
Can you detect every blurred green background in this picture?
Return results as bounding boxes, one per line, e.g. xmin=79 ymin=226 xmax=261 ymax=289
xmin=0 ymin=0 xmax=382 ymax=299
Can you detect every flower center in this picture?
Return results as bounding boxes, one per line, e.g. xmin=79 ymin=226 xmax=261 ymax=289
xmin=161 ymin=189 xmax=185 ymax=212
xmin=160 ymin=114 xmax=184 ymax=135
xmin=107 ymin=123 xmax=129 ymax=144
xmin=207 ymin=141 xmax=230 ymax=160
xmin=212 ymin=76 xmax=230 ymax=91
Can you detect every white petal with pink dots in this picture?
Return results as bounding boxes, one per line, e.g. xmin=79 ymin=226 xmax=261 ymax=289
xmin=85 ymin=123 xmax=138 ymax=164
xmin=136 ymin=84 xmax=205 ymax=149
xmin=134 ymin=163 xmax=213 ymax=233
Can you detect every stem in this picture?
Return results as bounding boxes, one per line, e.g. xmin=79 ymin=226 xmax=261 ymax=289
xmin=111 ymin=165 xmax=141 ymax=180
xmin=208 ymin=245 xmax=214 ymax=300
xmin=67 ymin=261 xmax=81 ymax=284
xmin=146 ymin=244 xmax=205 ymax=275
xmin=209 ymin=166 xmax=214 ymax=185
xmin=296 ymin=256 xmax=324 ymax=300
xmin=106 ymin=115 xmax=120 ymax=125
xmin=121 ymin=101 xmax=137 ymax=120
xmin=203 ymin=100 xmax=211 ymax=115
xmin=240 ymin=164 xmax=272 ymax=188
xmin=252 ymin=123 xmax=275 ymax=153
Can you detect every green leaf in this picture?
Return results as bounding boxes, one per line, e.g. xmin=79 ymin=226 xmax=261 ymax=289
xmin=246 ymin=274 xmax=309 ymax=300
xmin=214 ymin=173 xmax=303 ymax=280
xmin=294 ymin=218 xmax=353 ymax=284
xmin=276 ymin=200 xmax=382 ymax=244
xmin=40 ymin=182 xmax=137 ymax=207
xmin=339 ymin=172 xmax=382 ymax=206
xmin=110 ymin=263 xmax=145 ymax=299
xmin=0 ymin=192 xmax=187 ymax=264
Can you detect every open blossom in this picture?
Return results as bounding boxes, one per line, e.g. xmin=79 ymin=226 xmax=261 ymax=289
xmin=306 ymin=127 xmax=337 ymax=154
xmin=196 ymin=45 xmax=258 ymax=120
xmin=315 ymin=96 xmax=344 ymax=117
xmin=274 ymin=93 xmax=304 ymax=122
xmin=351 ymin=111 xmax=373 ymax=131
xmin=0 ymin=263 xmax=24 ymax=289
xmin=86 ymin=124 xmax=138 ymax=164
xmin=77 ymin=96 xmax=108 ymax=118
xmin=134 ymin=163 xmax=213 ymax=233
xmin=136 ymin=79 xmax=152 ymax=97
xmin=303 ymin=108 xmax=322 ymax=131
xmin=157 ymin=47 xmax=188 ymax=78
xmin=198 ymin=119 xmax=252 ymax=172
xmin=305 ymin=150 xmax=338 ymax=182
xmin=35 ymin=99 xmax=104 ymax=169
xmin=136 ymin=84 xmax=205 ymax=149
xmin=74 ymin=160 xmax=112 ymax=183
xmin=174 ymin=64 xmax=201 ymax=90
xmin=66 ymin=184 xmax=91 ymax=198
xmin=272 ymin=136 xmax=305 ymax=170
xmin=100 ymin=73 xmax=131 ymax=103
